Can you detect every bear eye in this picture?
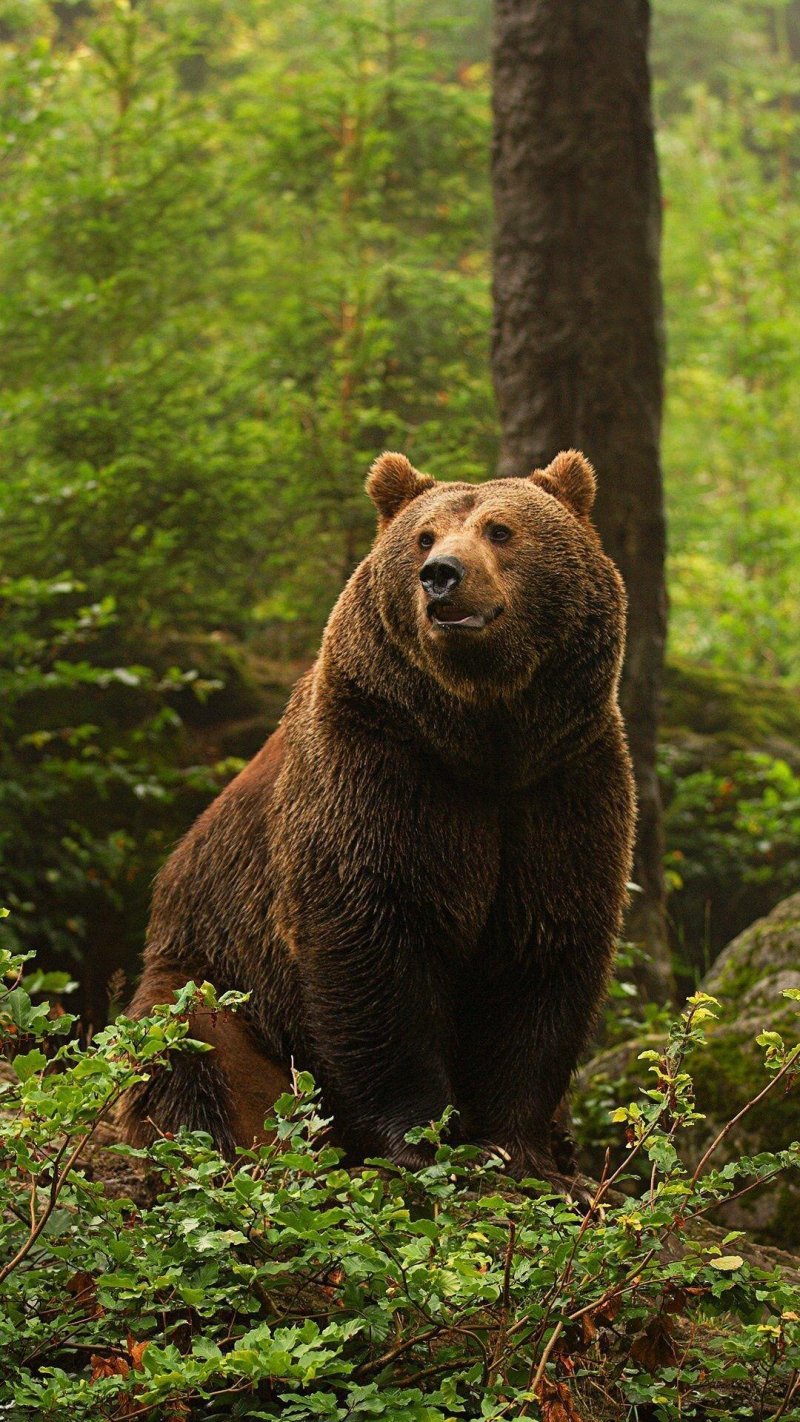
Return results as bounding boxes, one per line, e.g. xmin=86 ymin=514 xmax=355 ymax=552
xmin=487 ymin=523 xmax=512 ymax=544
xmin=418 ymin=531 xmax=435 ymax=551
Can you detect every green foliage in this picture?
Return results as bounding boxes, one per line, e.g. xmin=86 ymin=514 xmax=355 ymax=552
xmin=1 ymin=0 xmax=800 ymax=1000
xmin=661 ymin=748 xmax=800 ymax=974
xmin=2 ymin=9 xmax=799 ymax=1411
xmin=0 ymin=573 xmax=225 ymax=995
xmin=656 ymin=0 xmax=800 ymax=679
xmin=2 ymin=946 xmax=800 ymax=1419
xmin=0 ymin=0 xmax=494 ymax=645
xmin=664 ymin=752 xmax=800 ymax=896
xmin=4 ymin=0 xmax=796 ymax=676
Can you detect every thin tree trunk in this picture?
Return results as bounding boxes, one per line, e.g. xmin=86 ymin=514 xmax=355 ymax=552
xmin=491 ymin=0 xmax=672 ymax=1000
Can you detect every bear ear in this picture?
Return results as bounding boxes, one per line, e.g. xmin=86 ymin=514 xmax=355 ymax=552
xmin=366 ymin=452 xmax=435 ymax=530
xmin=530 ymin=449 xmax=597 ymax=520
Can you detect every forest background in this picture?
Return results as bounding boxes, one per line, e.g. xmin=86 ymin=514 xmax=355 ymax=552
xmin=1 ymin=0 xmax=799 ymax=1019
xmin=4 ymin=4 xmax=800 ymax=1417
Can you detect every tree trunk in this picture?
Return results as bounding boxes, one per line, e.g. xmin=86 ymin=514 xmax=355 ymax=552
xmin=491 ymin=0 xmax=672 ymax=1000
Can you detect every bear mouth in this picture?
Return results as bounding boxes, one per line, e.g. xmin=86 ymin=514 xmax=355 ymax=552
xmin=427 ymin=603 xmax=504 ymax=632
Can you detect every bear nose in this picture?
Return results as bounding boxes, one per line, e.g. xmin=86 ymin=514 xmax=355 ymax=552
xmin=419 ymin=554 xmax=465 ymax=599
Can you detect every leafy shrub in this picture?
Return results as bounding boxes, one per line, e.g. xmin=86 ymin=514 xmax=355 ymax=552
xmin=664 ymin=753 xmax=800 ymax=896
xmin=2 ymin=932 xmax=800 ymax=1420
xmin=661 ymin=748 xmax=800 ymax=977
xmin=0 ymin=575 xmax=230 ymax=1015
xmin=0 ymin=0 xmax=495 ymax=652
xmin=658 ymin=3 xmax=800 ymax=682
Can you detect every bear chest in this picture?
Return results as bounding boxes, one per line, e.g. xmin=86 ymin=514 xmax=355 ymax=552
xmin=406 ymin=783 xmax=545 ymax=958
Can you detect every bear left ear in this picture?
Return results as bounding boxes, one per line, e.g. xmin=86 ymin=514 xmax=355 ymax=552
xmin=530 ymin=449 xmax=597 ymax=520
xmin=366 ymin=452 xmax=435 ymax=530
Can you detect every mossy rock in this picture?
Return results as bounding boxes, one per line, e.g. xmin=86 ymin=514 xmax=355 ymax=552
xmin=577 ymin=894 xmax=800 ymax=1248
xmin=702 ymin=890 xmax=800 ymax=1001
xmin=662 ymin=658 xmax=800 ymax=760
xmin=689 ymin=895 xmax=800 ymax=1246
xmin=660 ymin=660 xmax=800 ymax=968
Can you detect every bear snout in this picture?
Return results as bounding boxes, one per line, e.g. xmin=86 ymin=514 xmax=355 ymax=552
xmin=419 ymin=554 xmax=465 ymax=599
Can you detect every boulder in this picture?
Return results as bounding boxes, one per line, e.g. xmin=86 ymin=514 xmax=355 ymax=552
xmin=662 ymin=658 xmax=800 ymax=761
xmin=660 ymin=661 xmax=800 ymax=967
xmin=576 ymin=893 xmax=800 ymax=1248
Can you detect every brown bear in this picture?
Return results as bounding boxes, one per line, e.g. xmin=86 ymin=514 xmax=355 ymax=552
xmin=119 ymin=449 xmax=635 ymax=1188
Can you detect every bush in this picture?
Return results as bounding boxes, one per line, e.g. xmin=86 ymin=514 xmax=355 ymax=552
xmin=662 ymin=747 xmax=800 ymax=977
xmin=0 ymin=575 xmax=231 ymax=1018
xmin=2 ymin=933 xmax=800 ymax=1420
xmin=0 ymin=0 xmax=495 ymax=652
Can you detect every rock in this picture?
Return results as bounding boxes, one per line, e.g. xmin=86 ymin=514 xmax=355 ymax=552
xmin=662 ymin=659 xmax=800 ymax=761
xmin=659 ymin=679 xmax=800 ymax=968
xmin=576 ymin=893 xmax=800 ymax=1248
xmin=687 ymin=895 xmax=800 ymax=1247
xmin=702 ymin=892 xmax=800 ymax=1009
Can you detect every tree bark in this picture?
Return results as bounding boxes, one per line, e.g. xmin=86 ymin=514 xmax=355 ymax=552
xmin=491 ymin=0 xmax=672 ymax=1000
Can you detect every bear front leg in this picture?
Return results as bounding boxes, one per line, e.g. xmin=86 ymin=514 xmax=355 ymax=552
xmin=297 ymin=889 xmax=457 ymax=1167
xmin=456 ymin=942 xmax=608 ymax=1195
xmin=459 ymin=737 xmax=633 ymax=1194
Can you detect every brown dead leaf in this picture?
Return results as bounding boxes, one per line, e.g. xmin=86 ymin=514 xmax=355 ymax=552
xmin=163 ymin=1404 xmax=190 ymax=1422
xmin=66 ymin=1271 xmax=99 ymax=1318
xmin=580 ymin=1312 xmax=598 ymax=1346
xmin=127 ymin=1334 xmax=150 ymax=1370
xmin=662 ymin=1285 xmax=692 ymax=1317
xmin=535 ymin=1377 xmax=584 ymax=1422
xmin=595 ymin=1294 xmax=620 ymax=1324
xmin=630 ymin=1316 xmax=680 ymax=1372
xmin=90 ymin=1353 xmax=130 ymax=1382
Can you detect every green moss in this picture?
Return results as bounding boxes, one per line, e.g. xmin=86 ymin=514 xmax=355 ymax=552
xmin=663 ymin=657 xmax=800 ymax=746
xmin=576 ymin=922 xmax=800 ymax=1246
xmin=710 ymin=916 xmax=800 ymax=1004
xmin=693 ymin=1027 xmax=797 ymax=1137
xmin=706 ymin=938 xmax=763 ymax=1004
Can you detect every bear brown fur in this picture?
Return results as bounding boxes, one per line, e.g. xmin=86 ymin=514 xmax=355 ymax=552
xmin=119 ymin=450 xmax=635 ymax=1187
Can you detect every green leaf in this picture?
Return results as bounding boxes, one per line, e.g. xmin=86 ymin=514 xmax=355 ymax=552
xmin=13 ymin=1049 xmax=47 ymax=1082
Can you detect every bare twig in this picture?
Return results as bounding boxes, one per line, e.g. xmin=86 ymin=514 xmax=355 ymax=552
xmin=0 ymin=1088 xmax=123 ymax=1287
xmin=684 ymin=1167 xmax=786 ymax=1224
xmin=354 ymin=1327 xmax=437 ymax=1379
xmin=501 ymin=1218 xmax=516 ymax=1312
xmin=529 ymin=1320 xmax=564 ymax=1396
xmin=690 ymin=1046 xmax=800 ymax=1188
xmin=772 ymin=1369 xmax=800 ymax=1422
xmin=487 ymin=1218 xmax=517 ymax=1385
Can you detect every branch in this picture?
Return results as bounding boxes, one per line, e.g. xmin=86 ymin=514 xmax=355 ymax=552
xmin=0 ymin=1088 xmax=123 ymax=1287
xmin=690 ymin=1045 xmax=800 ymax=1188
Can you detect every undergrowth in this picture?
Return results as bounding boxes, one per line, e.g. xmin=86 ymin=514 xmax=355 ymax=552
xmin=1 ymin=923 xmax=799 ymax=1421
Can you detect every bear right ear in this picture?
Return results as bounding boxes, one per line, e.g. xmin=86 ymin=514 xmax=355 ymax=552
xmin=529 ymin=449 xmax=597 ymax=520
xmin=366 ymin=452 xmax=435 ymax=531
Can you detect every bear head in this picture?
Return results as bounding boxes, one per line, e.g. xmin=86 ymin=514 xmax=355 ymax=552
xmin=365 ymin=450 xmax=624 ymax=704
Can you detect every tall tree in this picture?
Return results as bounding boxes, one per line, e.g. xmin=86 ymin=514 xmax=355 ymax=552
xmin=491 ymin=0 xmax=671 ymax=999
